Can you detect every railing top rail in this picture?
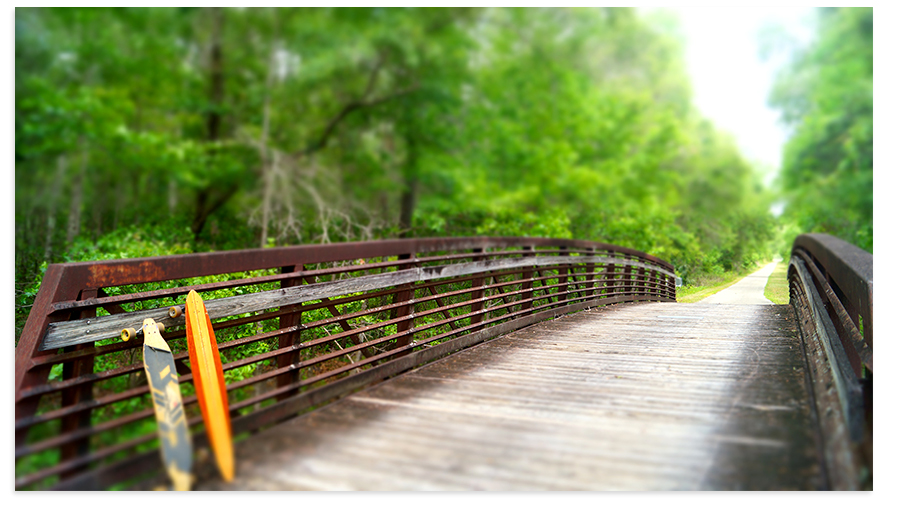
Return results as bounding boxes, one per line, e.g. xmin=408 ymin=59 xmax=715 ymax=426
xmin=793 ymin=233 xmax=872 ymax=294
xmin=37 ymin=236 xmax=673 ymax=289
xmin=792 ymin=233 xmax=873 ymax=339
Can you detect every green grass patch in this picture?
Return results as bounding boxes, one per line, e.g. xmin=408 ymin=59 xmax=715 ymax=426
xmin=676 ymin=263 xmax=767 ymax=303
xmin=764 ymin=261 xmax=790 ymax=304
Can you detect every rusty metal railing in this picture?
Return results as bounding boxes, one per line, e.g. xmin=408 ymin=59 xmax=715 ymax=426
xmin=788 ymin=233 xmax=872 ymax=490
xmin=14 ymin=237 xmax=675 ymax=490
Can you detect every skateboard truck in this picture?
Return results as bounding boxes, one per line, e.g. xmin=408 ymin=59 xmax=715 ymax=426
xmin=120 ymin=306 xmax=183 ymax=341
xmin=121 ymin=321 xmax=166 ymax=342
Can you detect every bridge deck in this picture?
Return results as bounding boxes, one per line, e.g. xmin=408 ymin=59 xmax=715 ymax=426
xmin=195 ymin=302 xmax=823 ymax=490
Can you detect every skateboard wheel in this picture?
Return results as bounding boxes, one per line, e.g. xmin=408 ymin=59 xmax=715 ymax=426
xmin=121 ymin=327 xmax=137 ymax=342
xmin=157 ymin=322 xmax=166 ymax=333
xmin=168 ymin=306 xmax=183 ymax=318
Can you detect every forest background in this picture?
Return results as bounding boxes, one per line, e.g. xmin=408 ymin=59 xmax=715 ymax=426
xmin=14 ymin=7 xmax=873 ymax=343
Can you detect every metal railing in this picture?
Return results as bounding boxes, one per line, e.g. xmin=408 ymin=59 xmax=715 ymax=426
xmin=788 ymin=233 xmax=872 ymax=490
xmin=14 ymin=237 xmax=675 ymax=490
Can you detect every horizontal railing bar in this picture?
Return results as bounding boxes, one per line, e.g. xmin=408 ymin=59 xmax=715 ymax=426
xmin=34 ymin=262 xmax=656 ymax=371
xmin=794 ymin=250 xmax=871 ymax=372
xmin=41 ymin=255 xmax=675 ymax=350
xmin=26 ymin=263 xmax=596 ymax=370
xmin=15 ymin=408 xmax=211 ymax=489
xmin=18 ymin=325 xmax=296 ymax=401
xmin=50 ymin=269 xmax=301 ymax=313
xmin=15 ymin=405 xmax=156 ymax=459
xmin=48 ymin=248 xmax=596 ymax=314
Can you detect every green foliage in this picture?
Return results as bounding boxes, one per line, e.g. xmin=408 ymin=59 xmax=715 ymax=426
xmin=16 ymin=6 xmax=779 ymax=330
xmin=769 ymin=7 xmax=872 ymax=253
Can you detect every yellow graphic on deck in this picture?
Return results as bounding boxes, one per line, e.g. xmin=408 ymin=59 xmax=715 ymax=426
xmin=140 ymin=317 xmax=193 ymax=490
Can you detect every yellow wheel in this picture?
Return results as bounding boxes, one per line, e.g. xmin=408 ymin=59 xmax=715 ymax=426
xmin=121 ymin=327 xmax=137 ymax=342
xmin=168 ymin=306 xmax=183 ymax=318
xmin=157 ymin=322 xmax=166 ymax=333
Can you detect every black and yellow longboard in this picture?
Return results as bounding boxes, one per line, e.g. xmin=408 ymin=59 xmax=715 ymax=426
xmin=123 ymin=318 xmax=192 ymax=491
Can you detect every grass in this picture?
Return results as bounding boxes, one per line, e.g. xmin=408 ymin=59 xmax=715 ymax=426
xmin=676 ymin=262 xmax=767 ymax=303
xmin=764 ymin=261 xmax=790 ymax=304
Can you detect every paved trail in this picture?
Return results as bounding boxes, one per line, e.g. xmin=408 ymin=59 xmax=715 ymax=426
xmin=700 ymin=261 xmax=779 ymax=305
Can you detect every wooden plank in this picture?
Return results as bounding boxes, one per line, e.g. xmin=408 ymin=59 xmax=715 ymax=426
xmin=194 ymin=302 xmax=822 ymax=491
xmin=42 ymin=255 xmax=676 ymax=350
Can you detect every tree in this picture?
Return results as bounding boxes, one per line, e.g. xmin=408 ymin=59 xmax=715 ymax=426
xmin=769 ymin=7 xmax=873 ymax=252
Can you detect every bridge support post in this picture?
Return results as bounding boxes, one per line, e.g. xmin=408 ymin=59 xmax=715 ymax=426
xmin=605 ymin=255 xmax=616 ymax=298
xmin=276 ymin=265 xmax=304 ymax=401
xmin=623 ymin=261 xmax=633 ymax=300
xmin=470 ymin=248 xmax=486 ymax=332
xmin=556 ymin=247 xmax=570 ymax=304
xmin=59 ymin=288 xmax=97 ymax=481
xmin=650 ymin=269 xmax=662 ymax=300
xmin=636 ymin=267 xmax=646 ymax=300
xmin=584 ymin=247 xmax=596 ymax=299
xmin=391 ymin=253 xmax=415 ymax=356
xmin=520 ymin=246 xmax=534 ymax=313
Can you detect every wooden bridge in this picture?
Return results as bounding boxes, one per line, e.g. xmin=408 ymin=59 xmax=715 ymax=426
xmin=14 ymin=235 xmax=872 ymax=490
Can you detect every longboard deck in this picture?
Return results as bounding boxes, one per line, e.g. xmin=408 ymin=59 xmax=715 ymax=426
xmin=184 ymin=290 xmax=234 ymax=482
xmin=141 ymin=318 xmax=192 ymax=491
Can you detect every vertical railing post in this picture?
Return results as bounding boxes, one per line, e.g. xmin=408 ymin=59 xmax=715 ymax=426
xmin=59 ymin=288 xmax=97 ymax=480
xmin=392 ymin=253 xmax=415 ymax=354
xmin=585 ymin=247 xmax=596 ymax=299
xmin=637 ymin=266 xmax=646 ymax=301
xmin=656 ymin=271 xmax=667 ymax=300
xmin=623 ymin=257 xmax=633 ymax=300
xmin=15 ymin=265 xmax=79 ymax=450
xmin=650 ymin=269 xmax=660 ymax=300
xmin=470 ymin=248 xmax=486 ymax=332
xmin=605 ymin=251 xmax=616 ymax=299
xmin=521 ymin=246 xmax=534 ymax=314
xmin=276 ymin=264 xmax=304 ymax=401
xmin=556 ymin=246 xmax=570 ymax=305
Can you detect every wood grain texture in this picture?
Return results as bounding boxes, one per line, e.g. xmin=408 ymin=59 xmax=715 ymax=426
xmin=194 ymin=302 xmax=822 ymax=491
xmin=41 ymin=256 xmax=674 ymax=350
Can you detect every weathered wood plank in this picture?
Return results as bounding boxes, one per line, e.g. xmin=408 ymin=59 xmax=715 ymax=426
xmin=41 ymin=256 xmax=674 ymax=350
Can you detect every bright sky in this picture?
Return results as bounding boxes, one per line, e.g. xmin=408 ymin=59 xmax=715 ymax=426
xmin=646 ymin=6 xmax=815 ymax=185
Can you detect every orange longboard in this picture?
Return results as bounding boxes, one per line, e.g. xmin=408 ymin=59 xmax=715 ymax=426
xmin=184 ymin=290 xmax=234 ymax=482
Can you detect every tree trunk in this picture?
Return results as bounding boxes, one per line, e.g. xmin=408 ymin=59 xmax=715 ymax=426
xmin=398 ymin=177 xmax=418 ymax=238
xmin=44 ymin=155 xmax=67 ymax=260
xmin=207 ymin=7 xmax=224 ymax=142
xmin=192 ymin=189 xmax=210 ymax=240
xmin=66 ymin=140 xmax=87 ymax=244
xmin=398 ymin=134 xmax=418 ymax=238
xmin=258 ymin=45 xmax=277 ymax=248
xmin=168 ymin=177 xmax=177 ymax=217
xmin=191 ymin=7 xmax=226 ymax=241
